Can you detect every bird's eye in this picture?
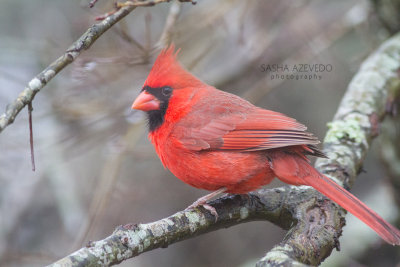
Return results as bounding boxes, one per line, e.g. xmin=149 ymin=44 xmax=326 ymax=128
xmin=162 ymin=87 xmax=173 ymax=97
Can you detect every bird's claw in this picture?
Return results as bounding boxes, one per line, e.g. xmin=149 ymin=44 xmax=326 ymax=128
xmin=201 ymin=204 xmax=219 ymax=220
xmin=184 ymin=188 xmax=227 ymax=221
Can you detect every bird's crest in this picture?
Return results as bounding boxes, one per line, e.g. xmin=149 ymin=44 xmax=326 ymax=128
xmin=144 ymin=45 xmax=203 ymax=89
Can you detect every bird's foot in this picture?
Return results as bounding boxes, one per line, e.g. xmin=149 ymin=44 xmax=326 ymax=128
xmin=184 ymin=188 xmax=227 ymax=221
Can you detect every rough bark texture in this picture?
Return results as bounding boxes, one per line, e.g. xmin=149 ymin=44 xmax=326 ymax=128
xmin=257 ymin=32 xmax=400 ymax=267
xmin=47 ymin=190 xmax=289 ymax=266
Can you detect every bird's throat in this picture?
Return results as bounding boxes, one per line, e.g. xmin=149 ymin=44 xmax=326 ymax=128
xmin=146 ymin=104 xmax=168 ymax=132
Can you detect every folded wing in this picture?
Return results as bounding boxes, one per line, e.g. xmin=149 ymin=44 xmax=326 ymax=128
xmin=179 ymin=107 xmax=323 ymax=154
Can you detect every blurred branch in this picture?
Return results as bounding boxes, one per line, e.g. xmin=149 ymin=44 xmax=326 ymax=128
xmin=155 ymin=0 xmax=182 ymax=50
xmin=88 ymin=0 xmax=99 ymax=8
xmin=371 ymin=0 xmax=400 ymax=34
xmin=117 ymin=0 xmax=195 ymax=8
xmin=73 ymin=121 xmax=145 ymax=250
xmin=0 ymin=0 xmax=194 ymax=134
xmin=380 ymin=96 xmax=400 ymax=207
xmin=48 ymin=31 xmax=400 ymax=267
xmin=115 ymin=20 xmax=146 ymax=51
xmin=257 ymin=31 xmax=400 ymax=266
xmin=242 ymin=2 xmax=368 ymax=103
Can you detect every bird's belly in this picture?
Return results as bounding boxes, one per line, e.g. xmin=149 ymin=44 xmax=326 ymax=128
xmin=163 ymin=149 xmax=275 ymax=193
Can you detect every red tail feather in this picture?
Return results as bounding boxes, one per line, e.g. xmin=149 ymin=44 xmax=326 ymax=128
xmin=272 ymin=152 xmax=400 ymax=245
xmin=305 ymin=173 xmax=400 ymax=245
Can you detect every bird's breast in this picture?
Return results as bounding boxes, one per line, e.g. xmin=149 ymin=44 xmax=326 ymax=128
xmin=151 ymin=132 xmax=274 ymax=192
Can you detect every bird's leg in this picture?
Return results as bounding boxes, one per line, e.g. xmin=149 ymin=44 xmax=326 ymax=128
xmin=185 ymin=187 xmax=227 ymax=220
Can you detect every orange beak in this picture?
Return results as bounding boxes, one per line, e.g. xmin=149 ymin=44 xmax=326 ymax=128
xmin=131 ymin=91 xmax=160 ymax=111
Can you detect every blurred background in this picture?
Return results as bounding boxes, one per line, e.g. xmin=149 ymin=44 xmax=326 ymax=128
xmin=1 ymin=0 xmax=400 ymax=266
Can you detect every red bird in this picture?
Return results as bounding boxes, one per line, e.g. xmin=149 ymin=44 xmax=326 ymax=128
xmin=132 ymin=46 xmax=400 ymax=245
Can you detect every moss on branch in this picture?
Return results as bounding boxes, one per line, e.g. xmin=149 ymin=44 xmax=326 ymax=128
xmin=257 ymin=32 xmax=400 ymax=267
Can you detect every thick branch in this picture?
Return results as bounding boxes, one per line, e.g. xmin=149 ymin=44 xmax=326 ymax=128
xmin=257 ymin=32 xmax=400 ymax=266
xmin=47 ymin=187 xmax=334 ymax=267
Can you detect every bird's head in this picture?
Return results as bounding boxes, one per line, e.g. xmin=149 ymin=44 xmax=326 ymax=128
xmin=132 ymin=45 xmax=204 ymax=131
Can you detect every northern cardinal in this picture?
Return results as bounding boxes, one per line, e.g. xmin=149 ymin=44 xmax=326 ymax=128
xmin=131 ymin=46 xmax=400 ymax=245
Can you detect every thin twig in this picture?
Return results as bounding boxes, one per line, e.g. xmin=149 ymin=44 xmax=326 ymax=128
xmin=117 ymin=0 xmax=196 ymax=8
xmin=28 ymin=103 xmax=35 ymax=171
xmin=0 ymin=0 xmax=193 ymax=134
xmin=88 ymin=0 xmax=98 ymax=8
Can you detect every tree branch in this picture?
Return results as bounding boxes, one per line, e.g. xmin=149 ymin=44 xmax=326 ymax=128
xmin=372 ymin=0 xmax=400 ymax=34
xmin=47 ymin=187 xmax=327 ymax=267
xmin=0 ymin=0 xmax=194 ymax=134
xmin=257 ymin=32 xmax=400 ymax=266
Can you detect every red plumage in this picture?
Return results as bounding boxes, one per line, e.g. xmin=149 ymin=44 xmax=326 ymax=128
xmin=132 ymin=46 xmax=400 ymax=245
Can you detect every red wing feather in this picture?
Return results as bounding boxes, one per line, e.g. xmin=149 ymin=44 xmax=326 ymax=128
xmin=179 ymin=108 xmax=320 ymax=152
